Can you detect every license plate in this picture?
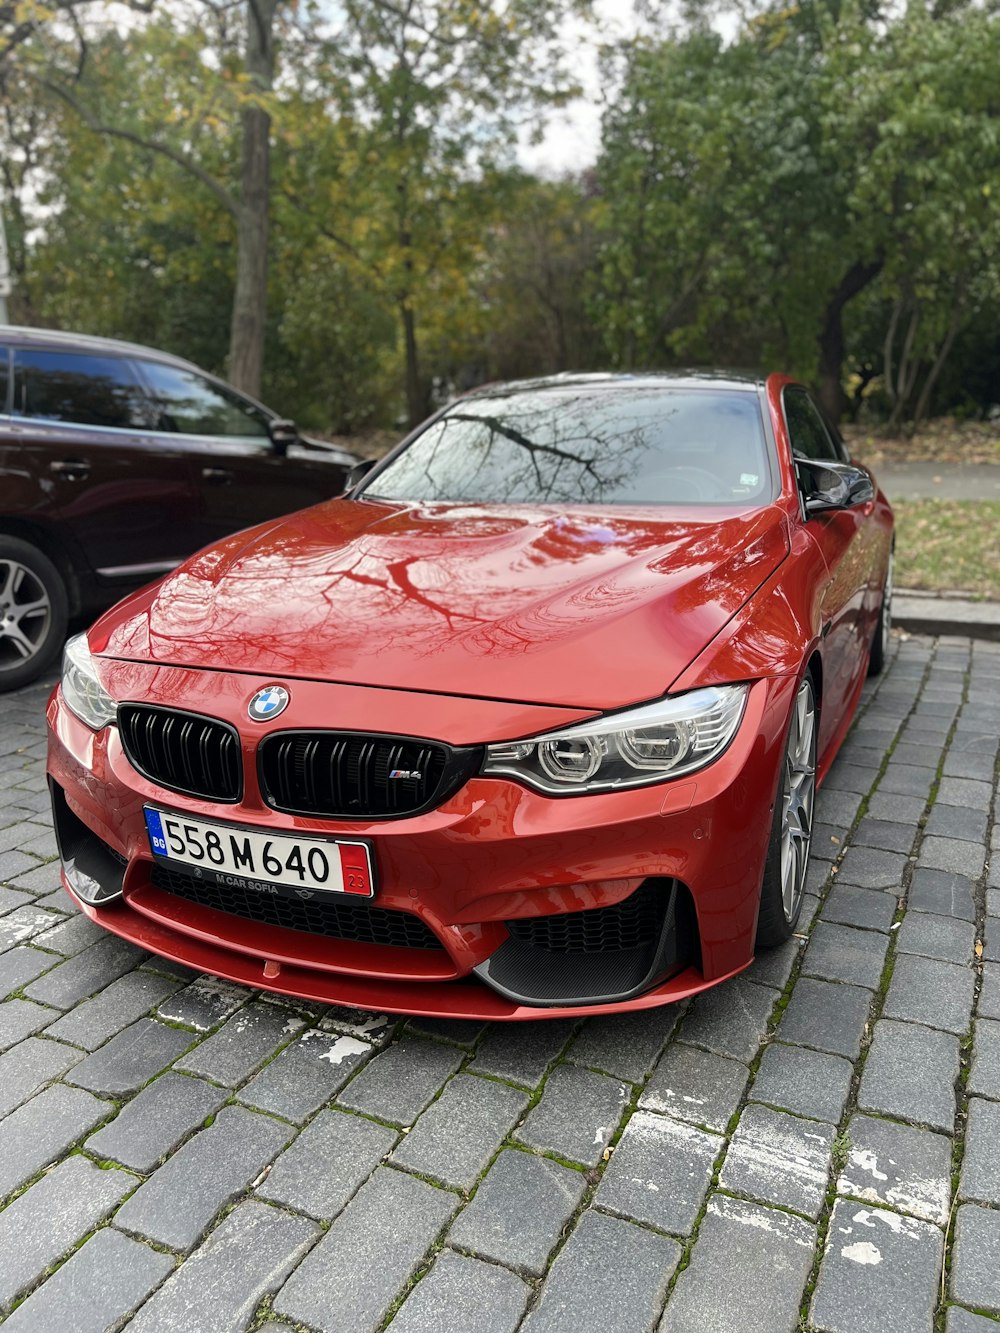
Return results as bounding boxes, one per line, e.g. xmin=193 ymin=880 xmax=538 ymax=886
xmin=143 ymin=808 xmax=374 ymax=898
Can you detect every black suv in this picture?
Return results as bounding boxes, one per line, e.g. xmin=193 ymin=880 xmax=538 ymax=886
xmin=0 ymin=327 xmax=358 ymax=689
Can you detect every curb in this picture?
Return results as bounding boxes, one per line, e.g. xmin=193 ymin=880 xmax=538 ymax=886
xmin=893 ymin=592 xmax=1000 ymax=643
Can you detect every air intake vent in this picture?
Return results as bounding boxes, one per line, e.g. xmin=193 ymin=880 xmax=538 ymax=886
xmin=505 ymin=879 xmax=665 ymax=953
xmin=150 ymin=863 xmax=443 ymax=949
xmin=118 ymin=705 xmax=242 ymax=803
xmin=258 ymin=731 xmax=482 ymax=820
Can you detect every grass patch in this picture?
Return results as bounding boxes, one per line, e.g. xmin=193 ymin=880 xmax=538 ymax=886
xmin=892 ymin=499 xmax=1000 ymax=599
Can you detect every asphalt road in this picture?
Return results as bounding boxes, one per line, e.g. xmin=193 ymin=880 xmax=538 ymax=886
xmin=877 ymin=461 xmax=1000 ymax=502
xmin=1 ymin=635 xmax=998 ymax=1332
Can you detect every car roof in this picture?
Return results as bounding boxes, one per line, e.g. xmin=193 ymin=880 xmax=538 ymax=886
xmin=462 ymin=370 xmax=768 ymax=398
xmin=0 ymin=325 xmax=204 ymax=374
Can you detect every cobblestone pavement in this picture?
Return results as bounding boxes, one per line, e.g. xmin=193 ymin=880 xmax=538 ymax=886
xmin=1 ymin=633 xmax=998 ymax=1333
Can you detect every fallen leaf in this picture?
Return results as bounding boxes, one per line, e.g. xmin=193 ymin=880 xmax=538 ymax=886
xmin=975 ymin=940 xmax=984 ymax=958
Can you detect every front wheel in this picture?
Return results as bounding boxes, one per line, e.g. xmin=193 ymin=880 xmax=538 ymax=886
xmin=755 ymin=674 xmax=817 ymax=948
xmin=0 ymin=537 xmax=69 ymax=692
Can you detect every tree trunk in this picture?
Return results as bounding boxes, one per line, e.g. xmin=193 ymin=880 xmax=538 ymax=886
xmin=817 ymin=257 xmax=883 ymax=423
xmin=401 ymin=302 xmax=425 ymax=428
xmin=227 ymin=0 xmax=277 ymax=396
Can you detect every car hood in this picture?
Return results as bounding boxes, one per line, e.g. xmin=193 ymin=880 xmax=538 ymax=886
xmin=93 ymin=498 xmax=789 ymax=709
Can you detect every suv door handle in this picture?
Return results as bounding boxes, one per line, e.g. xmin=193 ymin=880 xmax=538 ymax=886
xmin=201 ymin=467 xmax=235 ymax=485
xmin=49 ymin=458 xmax=91 ymax=480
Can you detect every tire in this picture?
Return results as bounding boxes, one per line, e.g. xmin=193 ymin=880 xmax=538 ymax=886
xmin=0 ymin=536 xmax=69 ymax=692
xmin=867 ymin=548 xmax=893 ymax=677
xmin=755 ymin=673 xmax=817 ymax=948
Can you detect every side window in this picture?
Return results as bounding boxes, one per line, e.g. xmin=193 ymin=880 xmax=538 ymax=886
xmin=11 ymin=350 xmax=152 ymax=429
xmin=0 ymin=349 xmax=9 ymax=413
xmin=783 ymin=388 xmax=839 ymax=463
xmin=138 ymin=361 xmax=270 ymax=439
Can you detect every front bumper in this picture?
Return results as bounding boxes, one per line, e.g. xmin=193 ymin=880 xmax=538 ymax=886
xmin=46 ymin=665 xmax=796 ymax=1018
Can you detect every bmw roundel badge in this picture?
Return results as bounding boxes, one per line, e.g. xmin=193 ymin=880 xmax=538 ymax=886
xmin=248 ymin=685 xmax=290 ymax=722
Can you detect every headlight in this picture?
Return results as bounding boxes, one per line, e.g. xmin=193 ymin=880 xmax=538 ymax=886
xmin=482 ymin=684 xmax=749 ymax=794
xmin=61 ymin=634 xmax=117 ymax=731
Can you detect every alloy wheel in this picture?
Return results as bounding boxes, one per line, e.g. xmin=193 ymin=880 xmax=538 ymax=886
xmin=0 ymin=559 xmax=52 ymax=672
xmin=780 ymin=677 xmax=816 ymax=923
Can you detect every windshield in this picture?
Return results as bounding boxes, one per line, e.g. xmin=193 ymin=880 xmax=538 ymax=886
xmin=364 ymin=385 xmax=774 ymax=507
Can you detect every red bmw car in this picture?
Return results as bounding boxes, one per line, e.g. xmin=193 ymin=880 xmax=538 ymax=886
xmin=46 ymin=373 xmax=893 ymax=1019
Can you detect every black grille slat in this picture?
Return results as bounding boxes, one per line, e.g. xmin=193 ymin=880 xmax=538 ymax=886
xmin=150 ymin=863 xmax=442 ymax=949
xmin=118 ymin=705 xmax=242 ymax=803
xmin=506 ymin=881 xmax=665 ymax=954
xmin=259 ymin=730 xmax=480 ymax=820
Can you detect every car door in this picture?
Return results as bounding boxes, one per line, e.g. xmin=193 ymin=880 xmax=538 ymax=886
xmin=133 ymin=360 xmax=347 ymax=546
xmin=784 ymin=386 xmax=872 ymax=752
xmin=2 ymin=346 xmax=202 ymax=582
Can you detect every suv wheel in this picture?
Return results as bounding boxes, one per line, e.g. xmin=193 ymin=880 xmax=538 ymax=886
xmin=0 ymin=537 xmax=69 ymax=692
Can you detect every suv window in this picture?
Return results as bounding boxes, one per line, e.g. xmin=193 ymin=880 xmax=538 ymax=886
xmin=783 ymin=388 xmax=840 ymax=463
xmin=11 ymin=349 xmax=152 ymax=429
xmin=138 ymin=361 xmax=270 ymax=439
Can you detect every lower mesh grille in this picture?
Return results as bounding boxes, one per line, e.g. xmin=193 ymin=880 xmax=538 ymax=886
xmin=505 ymin=880 xmax=664 ymax=953
xmin=149 ymin=864 xmax=442 ymax=949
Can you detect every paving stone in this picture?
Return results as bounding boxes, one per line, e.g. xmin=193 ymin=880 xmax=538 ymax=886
xmin=882 ymin=954 xmax=975 ymax=1036
xmin=274 ymin=1167 xmax=459 ymax=1333
xmin=890 ymin=743 xmax=942 ymax=770
xmin=0 ymin=886 xmax=34 ymax=916
xmin=259 ymin=1109 xmax=397 ymax=1219
xmin=937 ymin=776 xmax=993 ymax=810
xmin=680 ymin=976 xmax=777 ymax=1061
xmin=803 ymin=921 xmax=889 ymax=989
xmin=338 ymin=1038 xmax=464 ymax=1124
xmin=0 ymin=945 xmax=55 ymax=996
xmin=114 ymin=1104 xmax=293 ymax=1252
xmin=978 ymin=966 xmax=1000 ymax=1022
xmin=0 ymin=1035 xmax=83 ymax=1119
xmin=811 ymin=824 xmax=847 ymax=862
xmin=0 ymin=849 xmax=37 ymax=882
xmin=777 ymin=978 xmax=873 ymax=1059
xmin=866 ymin=792 xmax=926 ymax=824
xmin=918 ymin=837 xmax=987 ymax=880
xmin=0 ymin=904 xmax=61 ymax=949
xmin=32 ymin=887 xmax=79 ymax=913
xmin=316 ymin=1005 xmax=399 ymax=1048
xmin=988 ymin=888 xmax=1000 ymax=917
xmin=897 ymin=912 xmax=976 ymax=966
xmin=449 ymin=1149 xmax=586 ymax=1275
xmin=404 ymin=1016 xmax=487 ymax=1048
xmin=960 ymin=1098 xmax=1000 ymax=1205
xmin=661 ymin=1194 xmax=815 ymax=1333
xmin=0 ymin=997 xmax=54 ymax=1051
xmin=0 ymin=1156 xmax=135 ymax=1313
xmin=908 ymin=869 xmax=976 ymax=922
xmin=815 ymin=788 xmax=864 ymax=826
xmin=950 ymin=1205 xmax=1000 ymax=1315
xmin=86 ymin=1072 xmax=228 ymax=1173
xmin=515 ymin=1064 xmax=626 ymax=1167
xmin=945 ymin=1307 xmax=1000 ymax=1332
xmin=0 ymin=1081 xmax=111 ymax=1198
xmin=751 ymin=1042 xmax=853 ymax=1124
xmin=747 ymin=937 xmax=803 ymax=989
xmin=174 ymin=1000 xmax=304 ymax=1087
xmin=23 ymin=935 xmax=147 ymax=1009
xmin=639 ymin=1042 xmax=749 ymax=1133
xmin=393 ymin=1073 xmax=528 ymax=1187
xmin=155 ymin=974 xmax=251 ymax=1031
xmin=986 ymin=917 xmax=1000 ymax=964
xmin=48 ymin=970 xmax=185 ymax=1051
xmin=595 ymin=1110 xmax=720 ymax=1236
xmin=799 ymin=892 xmax=822 ymax=929
xmin=565 ymin=1006 xmax=679 ymax=1082
xmin=66 ymin=1018 xmax=193 ymax=1096
xmin=3 ymin=1226 xmax=174 ymax=1333
xmin=821 ymin=884 xmax=897 ymax=933
xmin=837 ymin=1114 xmax=952 ymax=1225
xmin=718 ymin=1103 xmax=833 ymax=1219
xmin=823 ymin=761 xmax=874 ymax=794
xmin=388 ymin=1250 xmax=530 ymax=1333
xmin=944 ymin=750 xmax=997 ymax=781
xmin=857 ymin=1019 xmax=960 ymax=1132
xmin=468 ymin=1019 xmax=577 ymax=1087
xmin=239 ymin=1028 xmax=373 ymax=1122
xmin=811 ymin=1198 xmax=943 ymax=1333
xmin=128 ymin=1200 xmax=320 ymax=1333
xmin=967 ymin=1018 xmax=1000 ymax=1101
xmin=522 ymin=1208 xmax=680 ymax=1333
xmin=837 ymin=848 xmax=908 ymax=890
xmin=878 ymin=764 xmax=934 ymax=798
xmin=33 ymin=912 xmax=107 ymax=956
xmin=925 ymin=804 xmax=989 ymax=845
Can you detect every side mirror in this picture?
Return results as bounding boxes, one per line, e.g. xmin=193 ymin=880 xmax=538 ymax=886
xmin=268 ymin=418 xmax=299 ymax=457
xmin=345 ymin=458 xmax=378 ymax=492
xmin=800 ymin=460 xmax=874 ymax=515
